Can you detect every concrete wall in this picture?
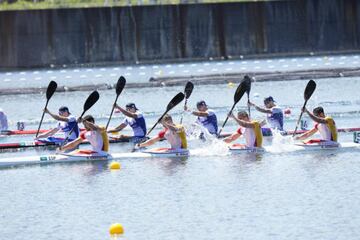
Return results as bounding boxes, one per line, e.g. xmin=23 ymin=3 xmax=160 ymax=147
xmin=0 ymin=0 xmax=359 ymax=68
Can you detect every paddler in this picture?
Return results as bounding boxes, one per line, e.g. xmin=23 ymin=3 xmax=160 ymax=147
xmin=223 ymin=111 xmax=265 ymax=148
xmin=295 ymin=106 xmax=337 ymax=143
xmin=184 ymin=100 xmax=218 ymax=136
xmin=107 ymin=103 xmax=147 ymax=143
xmin=0 ymin=108 xmax=8 ymax=131
xmin=138 ymin=114 xmax=187 ymax=150
xmin=248 ymin=96 xmax=284 ymax=133
xmin=59 ymin=115 xmax=109 ymax=155
xmin=35 ymin=106 xmax=79 ymax=143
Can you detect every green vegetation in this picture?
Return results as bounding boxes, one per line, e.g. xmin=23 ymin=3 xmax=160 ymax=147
xmin=0 ymin=0 xmax=278 ymax=11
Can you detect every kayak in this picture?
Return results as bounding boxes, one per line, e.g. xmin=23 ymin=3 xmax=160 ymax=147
xmin=294 ymin=141 xmax=340 ymax=150
xmin=0 ymin=148 xmax=189 ymax=168
xmin=228 ymin=144 xmax=265 ymax=153
xmin=0 ymin=129 xmax=48 ymax=136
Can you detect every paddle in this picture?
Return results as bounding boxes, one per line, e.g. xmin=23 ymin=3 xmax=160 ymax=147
xmin=244 ymin=75 xmax=252 ymax=117
xmin=218 ymin=78 xmax=249 ymax=136
xmin=36 ymin=81 xmax=58 ymax=137
xmin=292 ymin=80 xmax=317 ymax=137
xmin=146 ymin=92 xmax=185 ymax=136
xmin=180 ymin=81 xmax=194 ymax=124
xmin=61 ymin=90 xmax=100 ymax=147
xmin=105 ymin=76 xmax=126 ymax=130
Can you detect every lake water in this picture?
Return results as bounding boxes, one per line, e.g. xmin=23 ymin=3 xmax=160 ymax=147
xmin=1 ymin=63 xmax=360 ymax=239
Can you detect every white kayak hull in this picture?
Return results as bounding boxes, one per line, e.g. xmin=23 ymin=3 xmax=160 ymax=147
xmin=229 ymin=145 xmax=265 ymax=153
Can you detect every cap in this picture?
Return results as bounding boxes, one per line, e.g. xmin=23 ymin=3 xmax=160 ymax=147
xmin=264 ymin=96 xmax=275 ymax=104
xmin=196 ymin=100 xmax=207 ymax=108
xmin=58 ymin=106 xmax=70 ymax=113
xmin=126 ymin=103 xmax=138 ymax=110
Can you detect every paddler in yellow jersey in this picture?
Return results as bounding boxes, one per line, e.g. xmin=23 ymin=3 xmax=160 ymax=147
xmin=223 ymin=111 xmax=265 ymax=148
xmin=59 ymin=115 xmax=109 ymax=156
xmin=138 ymin=114 xmax=187 ymax=150
xmin=295 ymin=106 xmax=337 ymax=143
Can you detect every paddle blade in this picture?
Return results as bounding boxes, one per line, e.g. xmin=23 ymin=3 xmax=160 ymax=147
xmin=46 ymin=81 xmax=57 ymax=100
xmin=304 ymin=80 xmax=316 ymax=101
xmin=116 ymin=76 xmax=126 ymax=95
xmin=244 ymin=75 xmax=252 ymax=96
xmin=233 ymin=79 xmax=248 ymax=103
xmin=166 ymin=92 xmax=185 ymax=111
xmin=83 ymin=91 xmax=100 ymax=112
xmin=184 ymin=81 xmax=194 ymax=99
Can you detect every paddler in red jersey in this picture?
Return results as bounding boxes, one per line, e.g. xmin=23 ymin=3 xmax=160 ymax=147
xmin=138 ymin=114 xmax=187 ymax=150
xmin=223 ymin=111 xmax=265 ymax=148
xmin=59 ymin=115 xmax=109 ymax=156
xmin=295 ymin=106 xmax=337 ymax=143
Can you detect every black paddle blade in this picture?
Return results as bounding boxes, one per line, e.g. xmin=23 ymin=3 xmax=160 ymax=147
xmin=234 ymin=79 xmax=248 ymax=103
xmin=83 ymin=91 xmax=100 ymax=112
xmin=184 ymin=81 xmax=194 ymax=99
xmin=243 ymin=75 xmax=252 ymax=95
xmin=116 ymin=76 xmax=126 ymax=95
xmin=166 ymin=92 xmax=185 ymax=111
xmin=46 ymin=81 xmax=57 ymax=100
xmin=304 ymin=80 xmax=316 ymax=100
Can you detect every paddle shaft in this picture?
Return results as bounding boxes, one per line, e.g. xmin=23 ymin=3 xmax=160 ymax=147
xmin=105 ymin=94 xmax=120 ymax=130
xmin=147 ymin=110 xmax=170 ymax=136
xmin=36 ymin=100 xmax=50 ymax=137
xmin=218 ymin=103 xmax=236 ymax=136
xmin=179 ymin=99 xmax=188 ymax=124
xmin=293 ymin=100 xmax=308 ymax=137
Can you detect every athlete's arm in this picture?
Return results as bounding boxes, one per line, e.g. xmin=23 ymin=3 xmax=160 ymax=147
xmin=191 ymin=110 xmax=209 ymax=117
xmin=107 ymin=123 xmax=126 ymax=133
xmin=223 ymin=132 xmax=241 ymax=143
xmin=303 ymin=107 xmax=327 ymax=124
xmin=115 ymin=104 xmax=138 ymax=118
xmin=249 ymin=101 xmax=272 ymax=114
xmin=230 ymin=114 xmax=254 ymax=128
xmin=138 ymin=136 xmax=161 ymax=147
xmin=45 ymin=108 xmax=69 ymax=122
xmin=295 ymin=128 xmax=317 ymax=140
xmin=82 ymin=120 xmax=102 ymax=132
xmin=35 ymin=128 xmax=58 ymax=139
xmin=59 ymin=137 xmax=83 ymax=151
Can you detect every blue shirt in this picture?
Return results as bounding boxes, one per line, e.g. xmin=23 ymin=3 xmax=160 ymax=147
xmin=122 ymin=111 xmax=147 ymax=137
xmin=196 ymin=109 xmax=218 ymax=135
xmin=267 ymin=107 xmax=284 ymax=131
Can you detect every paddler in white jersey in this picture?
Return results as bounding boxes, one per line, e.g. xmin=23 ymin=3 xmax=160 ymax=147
xmin=185 ymin=100 xmax=218 ymax=136
xmin=107 ymin=102 xmax=147 ymax=143
xmin=35 ymin=106 xmax=80 ymax=143
xmin=138 ymin=114 xmax=187 ymax=150
xmin=59 ymin=115 xmax=109 ymax=155
xmin=248 ymin=96 xmax=284 ymax=133
xmin=295 ymin=106 xmax=337 ymax=143
xmin=223 ymin=111 xmax=265 ymax=148
xmin=0 ymin=108 xmax=8 ymax=131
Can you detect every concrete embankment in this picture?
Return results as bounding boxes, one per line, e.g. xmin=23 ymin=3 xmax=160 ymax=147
xmin=1 ymin=67 xmax=359 ymax=96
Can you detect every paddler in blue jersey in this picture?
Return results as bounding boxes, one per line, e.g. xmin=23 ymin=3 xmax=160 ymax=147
xmin=185 ymin=100 xmax=218 ymax=136
xmin=107 ymin=103 xmax=147 ymax=143
xmin=35 ymin=106 xmax=80 ymax=143
xmin=248 ymin=96 xmax=284 ymax=135
xmin=295 ymin=106 xmax=337 ymax=143
xmin=224 ymin=111 xmax=265 ymax=148
xmin=59 ymin=115 xmax=109 ymax=155
xmin=138 ymin=114 xmax=187 ymax=150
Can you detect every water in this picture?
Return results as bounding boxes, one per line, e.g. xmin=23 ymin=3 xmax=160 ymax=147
xmin=1 ymin=63 xmax=360 ymax=239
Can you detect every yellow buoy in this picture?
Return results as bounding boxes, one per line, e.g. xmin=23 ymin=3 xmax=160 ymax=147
xmin=109 ymin=161 xmax=121 ymax=170
xmin=227 ymin=82 xmax=235 ymax=88
xmin=109 ymin=223 xmax=124 ymax=235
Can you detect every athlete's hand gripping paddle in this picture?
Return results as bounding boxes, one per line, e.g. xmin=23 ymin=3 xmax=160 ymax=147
xmin=36 ymin=81 xmax=58 ymax=137
xmin=105 ymin=76 xmax=126 ymax=130
xmin=61 ymin=91 xmax=100 ymax=147
xmin=218 ymin=78 xmax=249 ymax=136
xmin=292 ymin=80 xmax=317 ymax=137
xmin=146 ymin=92 xmax=185 ymax=136
xmin=180 ymin=81 xmax=194 ymax=124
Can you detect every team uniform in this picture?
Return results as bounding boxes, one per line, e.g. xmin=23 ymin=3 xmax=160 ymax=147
xmin=236 ymin=121 xmax=263 ymax=148
xmin=158 ymin=125 xmax=187 ymax=149
xmin=196 ymin=110 xmax=218 ymax=135
xmin=310 ymin=117 xmax=337 ymax=142
xmin=80 ymin=127 xmax=109 ymax=154
xmin=267 ymin=107 xmax=284 ymax=131
xmin=122 ymin=112 xmax=147 ymax=142
xmin=57 ymin=115 xmax=80 ymax=141
xmin=0 ymin=109 xmax=8 ymax=131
